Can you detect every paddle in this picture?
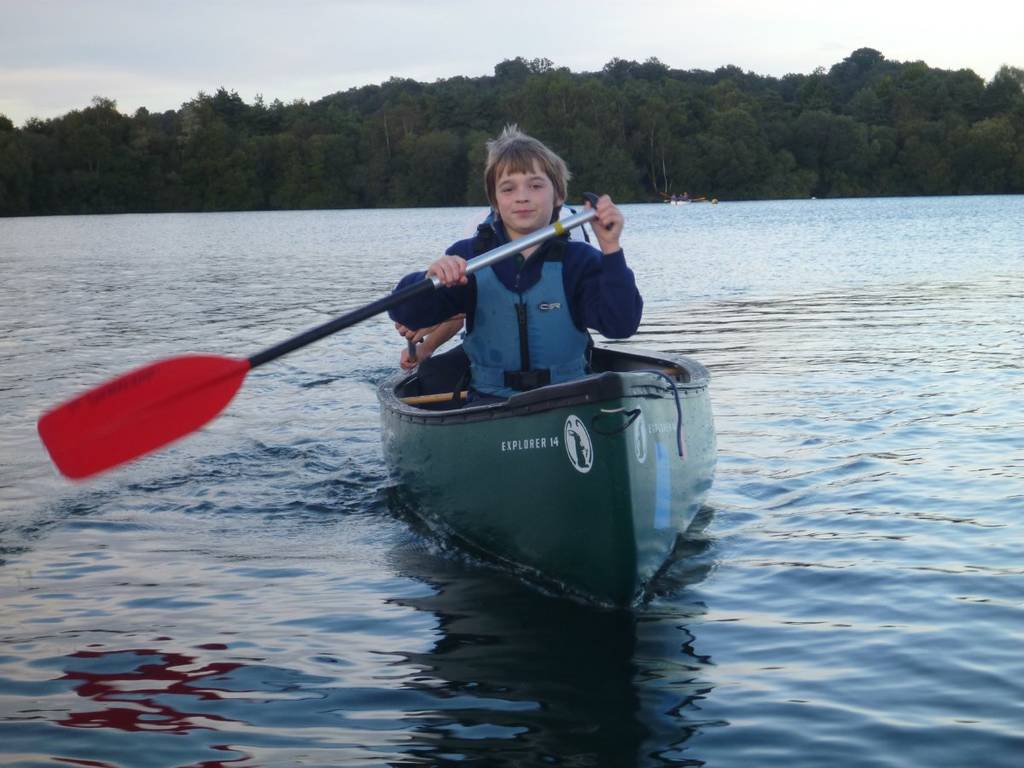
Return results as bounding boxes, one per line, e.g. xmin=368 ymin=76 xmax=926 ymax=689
xmin=38 ymin=200 xmax=601 ymax=480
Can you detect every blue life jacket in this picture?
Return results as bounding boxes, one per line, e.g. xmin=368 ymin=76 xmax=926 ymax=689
xmin=463 ymin=229 xmax=591 ymax=398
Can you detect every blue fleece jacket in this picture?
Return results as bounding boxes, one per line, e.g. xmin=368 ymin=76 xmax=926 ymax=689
xmin=388 ymin=221 xmax=643 ymax=338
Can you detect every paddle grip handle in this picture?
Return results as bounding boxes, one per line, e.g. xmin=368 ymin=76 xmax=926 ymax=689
xmin=583 ymin=191 xmax=614 ymax=231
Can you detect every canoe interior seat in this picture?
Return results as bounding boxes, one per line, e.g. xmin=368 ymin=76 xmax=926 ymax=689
xmin=396 ymin=344 xmax=697 ymax=410
xmin=397 ymin=345 xmax=471 ymax=410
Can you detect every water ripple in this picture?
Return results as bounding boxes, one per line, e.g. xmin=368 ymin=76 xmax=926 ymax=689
xmin=2 ymin=200 xmax=1023 ymax=767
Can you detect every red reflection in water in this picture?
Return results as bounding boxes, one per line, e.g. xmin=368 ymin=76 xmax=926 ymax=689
xmin=180 ymin=744 xmax=251 ymax=768
xmin=56 ymin=648 xmax=244 ymax=734
xmin=54 ymin=758 xmax=119 ymax=768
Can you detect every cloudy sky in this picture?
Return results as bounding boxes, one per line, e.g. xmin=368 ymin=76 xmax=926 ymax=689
xmin=2 ymin=0 xmax=1021 ymax=126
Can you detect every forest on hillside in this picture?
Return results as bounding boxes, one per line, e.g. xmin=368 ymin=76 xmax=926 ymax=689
xmin=1 ymin=48 xmax=1023 ymax=216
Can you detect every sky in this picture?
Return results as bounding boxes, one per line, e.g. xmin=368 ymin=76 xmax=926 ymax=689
xmin=2 ymin=0 xmax=1022 ymax=126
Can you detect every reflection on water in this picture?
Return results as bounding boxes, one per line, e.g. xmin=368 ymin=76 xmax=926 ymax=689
xmin=383 ymin=509 xmax=717 ymax=766
xmin=0 ymin=538 xmax=717 ymax=768
xmin=0 ymin=499 xmax=717 ymax=767
xmin=57 ymin=648 xmax=245 ymax=734
xmin=395 ymin=566 xmax=650 ymax=765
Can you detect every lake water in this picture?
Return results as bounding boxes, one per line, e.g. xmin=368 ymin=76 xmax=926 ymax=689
xmin=1 ymin=196 xmax=1022 ymax=767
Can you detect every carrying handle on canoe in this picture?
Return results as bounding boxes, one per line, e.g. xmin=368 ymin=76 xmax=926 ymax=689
xmin=591 ymin=408 xmax=642 ymax=436
xmin=38 ymin=198 xmax=601 ymax=480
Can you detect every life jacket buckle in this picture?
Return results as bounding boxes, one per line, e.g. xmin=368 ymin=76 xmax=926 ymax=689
xmin=503 ymin=369 xmax=551 ymax=391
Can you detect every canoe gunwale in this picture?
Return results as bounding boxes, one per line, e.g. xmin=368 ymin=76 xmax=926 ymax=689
xmin=378 ymin=345 xmax=711 ymax=426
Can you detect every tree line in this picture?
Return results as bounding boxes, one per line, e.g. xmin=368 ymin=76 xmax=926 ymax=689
xmin=1 ymin=48 xmax=1022 ymax=217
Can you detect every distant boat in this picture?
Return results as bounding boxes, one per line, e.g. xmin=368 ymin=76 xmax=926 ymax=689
xmin=663 ymin=193 xmax=710 ymax=205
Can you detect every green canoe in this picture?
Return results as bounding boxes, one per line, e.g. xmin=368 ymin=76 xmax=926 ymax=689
xmin=378 ymin=345 xmax=716 ymax=606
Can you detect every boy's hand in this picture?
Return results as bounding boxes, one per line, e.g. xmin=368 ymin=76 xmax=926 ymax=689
xmin=395 ymin=321 xmax=440 ymax=344
xmin=400 ymin=344 xmax=430 ymax=370
xmin=427 ymin=255 xmax=468 ymax=287
xmin=394 ymin=315 xmax=466 ymax=369
xmin=586 ymin=194 xmax=624 ymax=255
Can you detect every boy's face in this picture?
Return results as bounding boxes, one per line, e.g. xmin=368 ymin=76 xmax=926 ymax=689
xmin=494 ymin=162 xmax=562 ymax=240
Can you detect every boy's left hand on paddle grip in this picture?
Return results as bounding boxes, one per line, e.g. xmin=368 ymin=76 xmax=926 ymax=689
xmin=584 ymin=193 xmax=624 ymax=253
xmin=584 ymin=192 xmax=613 ymax=231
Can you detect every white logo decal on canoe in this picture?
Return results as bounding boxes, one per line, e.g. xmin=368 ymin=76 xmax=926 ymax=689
xmin=634 ymin=410 xmax=647 ymax=464
xmin=564 ymin=415 xmax=593 ymax=474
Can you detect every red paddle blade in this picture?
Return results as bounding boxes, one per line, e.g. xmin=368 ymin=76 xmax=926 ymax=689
xmin=38 ymin=355 xmax=251 ymax=480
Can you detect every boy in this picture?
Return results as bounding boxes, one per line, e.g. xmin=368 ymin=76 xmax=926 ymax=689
xmin=389 ymin=125 xmax=642 ymax=399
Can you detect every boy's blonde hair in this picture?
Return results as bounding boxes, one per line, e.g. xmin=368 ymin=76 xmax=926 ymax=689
xmin=484 ymin=125 xmax=571 ymax=211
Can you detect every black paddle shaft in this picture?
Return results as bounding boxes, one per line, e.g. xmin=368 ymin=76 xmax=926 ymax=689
xmin=247 ymin=278 xmax=435 ymax=370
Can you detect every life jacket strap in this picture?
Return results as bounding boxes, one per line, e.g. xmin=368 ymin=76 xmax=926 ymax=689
xmin=515 ymin=301 xmax=530 ymax=371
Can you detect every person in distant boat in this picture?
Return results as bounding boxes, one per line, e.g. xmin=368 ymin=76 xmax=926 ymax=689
xmin=388 ymin=124 xmax=642 ymax=400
